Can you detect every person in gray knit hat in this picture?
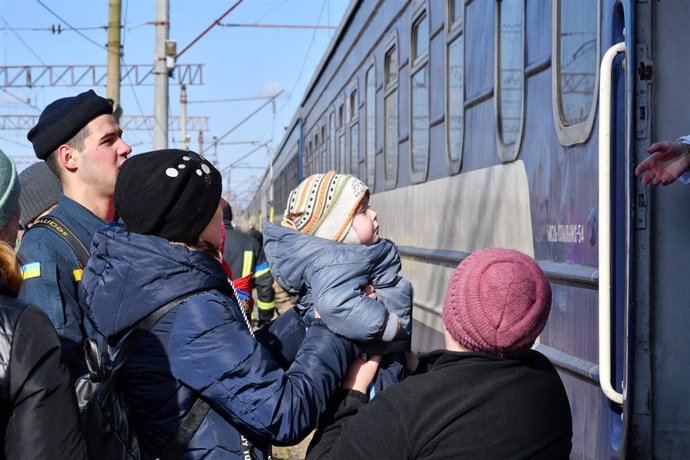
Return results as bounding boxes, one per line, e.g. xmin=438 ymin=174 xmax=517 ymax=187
xmin=0 ymin=149 xmax=21 ymax=247
xmin=17 ymin=162 xmax=62 ymax=236
xmin=17 ymin=89 xmax=132 ymax=382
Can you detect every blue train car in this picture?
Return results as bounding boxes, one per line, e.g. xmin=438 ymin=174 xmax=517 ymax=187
xmin=249 ymin=1 xmax=690 ymax=457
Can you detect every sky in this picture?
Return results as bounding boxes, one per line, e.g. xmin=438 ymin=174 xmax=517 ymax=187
xmin=0 ymin=0 xmax=350 ymax=208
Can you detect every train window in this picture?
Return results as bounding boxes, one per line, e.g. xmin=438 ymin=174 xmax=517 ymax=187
xmin=350 ymin=85 xmax=359 ymax=176
xmin=338 ymin=99 xmax=346 ymax=173
xmin=450 ymin=0 xmax=462 ymax=25
xmin=365 ymin=63 xmax=376 ymax=188
xmin=495 ymin=0 xmax=525 ymax=162
xmin=320 ymin=123 xmax=327 ymax=172
xmin=553 ymin=0 xmax=599 ymax=145
xmin=329 ymin=111 xmax=336 ymax=170
xmin=384 ymin=38 xmax=399 ymax=188
xmin=410 ymin=9 xmax=430 ymax=182
xmin=314 ymin=131 xmax=320 ymax=172
xmin=446 ymin=0 xmax=464 ymax=174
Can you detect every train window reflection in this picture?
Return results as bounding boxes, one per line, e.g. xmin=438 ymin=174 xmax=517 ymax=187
xmin=496 ymin=0 xmax=524 ymax=161
xmin=365 ymin=64 xmax=376 ymax=188
xmin=554 ymin=0 xmax=599 ymax=145
xmin=384 ymin=43 xmax=398 ymax=187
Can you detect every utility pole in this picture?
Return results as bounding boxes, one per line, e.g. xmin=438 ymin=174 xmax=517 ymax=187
xmin=154 ymin=0 xmax=170 ymax=149
xmin=180 ymin=84 xmax=190 ymax=149
xmin=198 ymin=130 xmax=204 ymax=155
xmin=106 ymin=0 xmax=122 ymax=119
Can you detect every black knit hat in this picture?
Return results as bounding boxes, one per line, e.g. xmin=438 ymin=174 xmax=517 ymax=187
xmin=27 ymin=90 xmax=113 ymax=160
xmin=113 ymin=149 xmax=222 ymax=245
xmin=18 ymin=162 xmax=62 ymax=227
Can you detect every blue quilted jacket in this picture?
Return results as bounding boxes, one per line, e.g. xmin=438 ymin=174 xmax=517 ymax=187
xmin=264 ymin=224 xmax=413 ymax=353
xmin=79 ymin=223 xmax=353 ymax=460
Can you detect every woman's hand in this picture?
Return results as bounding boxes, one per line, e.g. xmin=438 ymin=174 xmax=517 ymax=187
xmin=363 ymin=284 xmax=377 ymax=300
xmin=343 ymin=355 xmax=382 ymax=394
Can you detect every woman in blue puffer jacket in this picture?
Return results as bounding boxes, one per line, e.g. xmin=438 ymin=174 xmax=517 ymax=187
xmin=79 ymin=149 xmax=354 ymax=460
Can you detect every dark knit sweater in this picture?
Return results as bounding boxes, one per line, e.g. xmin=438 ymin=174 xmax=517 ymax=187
xmin=308 ymin=349 xmax=572 ymax=460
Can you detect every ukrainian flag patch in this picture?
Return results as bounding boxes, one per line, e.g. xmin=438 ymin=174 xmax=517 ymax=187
xmin=21 ymin=262 xmax=41 ymax=280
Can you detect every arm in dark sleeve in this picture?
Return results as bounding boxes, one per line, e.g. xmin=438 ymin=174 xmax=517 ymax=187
xmin=254 ymin=306 xmax=306 ymax=368
xmin=5 ymin=305 xmax=87 ymax=460
xmin=171 ymin=298 xmax=355 ymax=445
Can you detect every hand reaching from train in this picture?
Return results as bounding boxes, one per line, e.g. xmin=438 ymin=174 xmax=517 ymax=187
xmin=343 ymin=355 xmax=382 ymax=393
xmin=635 ymin=141 xmax=690 ymax=185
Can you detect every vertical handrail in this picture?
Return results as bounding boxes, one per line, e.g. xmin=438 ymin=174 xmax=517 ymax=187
xmin=598 ymin=41 xmax=626 ymax=405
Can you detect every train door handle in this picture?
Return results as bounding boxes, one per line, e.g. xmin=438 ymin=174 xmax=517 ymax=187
xmin=598 ymin=41 xmax=626 ymax=405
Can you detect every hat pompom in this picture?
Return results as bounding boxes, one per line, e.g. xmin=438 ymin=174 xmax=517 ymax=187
xmin=442 ymin=247 xmax=552 ymax=358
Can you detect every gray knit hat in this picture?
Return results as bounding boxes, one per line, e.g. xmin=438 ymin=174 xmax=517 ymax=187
xmin=0 ymin=149 xmax=21 ymax=229
xmin=18 ymin=162 xmax=62 ymax=227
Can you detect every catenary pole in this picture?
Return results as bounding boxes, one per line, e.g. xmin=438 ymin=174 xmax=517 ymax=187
xmin=106 ymin=0 xmax=122 ymax=119
xmin=153 ymin=0 xmax=169 ymax=149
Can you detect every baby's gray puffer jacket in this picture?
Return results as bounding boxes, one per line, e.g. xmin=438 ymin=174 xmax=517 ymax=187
xmin=264 ymin=224 xmax=412 ymax=351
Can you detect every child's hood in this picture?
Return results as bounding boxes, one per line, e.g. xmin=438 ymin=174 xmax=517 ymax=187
xmin=263 ymin=223 xmax=402 ymax=293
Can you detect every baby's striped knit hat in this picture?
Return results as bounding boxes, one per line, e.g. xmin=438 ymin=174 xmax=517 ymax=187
xmin=282 ymin=170 xmax=368 ymax=244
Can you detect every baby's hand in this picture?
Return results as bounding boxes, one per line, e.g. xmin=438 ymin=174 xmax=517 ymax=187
xmin=363 ymin=284 xmax=377 ymax=300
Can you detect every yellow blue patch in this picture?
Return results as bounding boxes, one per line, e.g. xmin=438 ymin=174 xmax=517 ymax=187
xmin=21 ymin=262 xmax=41 ymax=280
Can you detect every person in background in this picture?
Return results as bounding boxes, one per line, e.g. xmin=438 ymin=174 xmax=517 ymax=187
xmin=17 ymin=89 xmax=131 ymax=381
xmin=307 ymin=247 xmax=573 ymax=460
xmin=264 ymin=170 xmax=413 ymax=395
xmin=80 ymin=149 xmax=354 ymax=459
xmin=0 ymin=151 xmax=20 ymax=247
xmin=221 ymin=200 xmax=276 ymax=327
xmin=635 ymin=136 xmax=690 ymax=185
xmin=16 ymin=161 xmax=62 ymax=240
xmin=246 ymin=217 xmax=264 ymax=247
xmin=0 ymin=149 xmax=86 ymax=459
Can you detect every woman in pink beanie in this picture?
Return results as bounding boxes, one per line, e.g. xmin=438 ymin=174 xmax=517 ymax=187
xmin=307 ymin=247 xmax=572 ymax=460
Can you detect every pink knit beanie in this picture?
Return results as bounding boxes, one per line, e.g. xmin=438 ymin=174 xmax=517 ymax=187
xmin=442 ymin=247 xmax=552 ymax=358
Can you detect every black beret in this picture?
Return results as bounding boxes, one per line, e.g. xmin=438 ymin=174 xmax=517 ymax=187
xmin=114 ymin=149 xmax=222 ymax=245
xmin=27 ymin=90 xmax=113 ymax=160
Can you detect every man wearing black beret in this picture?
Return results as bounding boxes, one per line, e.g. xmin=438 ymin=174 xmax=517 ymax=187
xmin=17 ymin=89 xmax=132 ymax=381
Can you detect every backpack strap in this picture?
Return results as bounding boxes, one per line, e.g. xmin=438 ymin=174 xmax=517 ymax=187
xmin=112 ymin=293 xmax=192 ymax=371
xmin=112 ymin=292 xmax=213 ymax=460
xmin=158 ymin=398 xmax=211 ymax=460
xmin=30 ymin=215 xmax=91 ymax=268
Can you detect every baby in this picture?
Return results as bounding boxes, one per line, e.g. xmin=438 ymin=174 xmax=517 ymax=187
xmin=264 ymin=171 xmax=413 ymax=393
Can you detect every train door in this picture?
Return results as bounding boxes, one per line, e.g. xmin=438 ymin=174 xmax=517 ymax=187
xmin=634 ymin=1 xmax=690 ymax=457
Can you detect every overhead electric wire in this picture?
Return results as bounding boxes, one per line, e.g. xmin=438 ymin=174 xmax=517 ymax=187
xmin=0 ymin=14 xmax=47 ymax=64
xmin=176 ymin=0 xmax=245 ymax=60
xmin=0 ymin=25 xmax=106 ymax=32
xmin=277 ymin=0 xmax=327 ymax=119
xmin=201 ymin=91 xmax=282 ymax=156
xmin=1 ymin=88 xmax=41 ymax=111
xmin=219 ymin=23 xmax=336 ymax=30
xmin=35 ymin=0 xmax=116 ymax=55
